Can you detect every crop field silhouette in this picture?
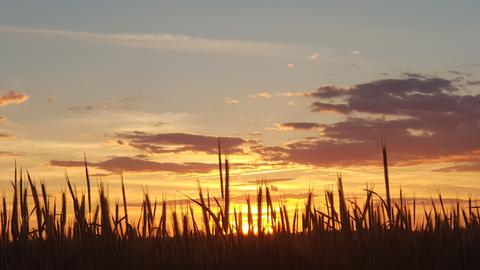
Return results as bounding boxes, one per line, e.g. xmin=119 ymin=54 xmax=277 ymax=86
xmin=0 ymin=143 xmax=479 ymax=270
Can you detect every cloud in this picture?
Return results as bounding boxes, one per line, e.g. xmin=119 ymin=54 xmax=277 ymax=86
xmin=308 ymin=85 xmax=351 ymax=99
xmin=310 ymin=102 xmax=351 ymax=114
xmin=434 ymin=162 xmax=480 ymax=172
xmin=350 ymin=50 xmax=360 ymax=55
xmin=309 ymin=77 xmax=457 ymax=115
xmin=277 ymin=122 xmax=323 ymax=130
xmin=0 ymin=26 xmax=312 ymax=58
xmin=50 ymin=160 xmax=88 ymax=167
xmin=256 ymin=75 xmax=480 ymax=167
xmin=309 ymin=52 xmax=319 ymax=60
xmin=46 ymin=95 xmax=56 ymax=103
xmin=0 ymin=133 xmax=15 ymax=140
xmin=68 ymin=105 xmax=95 ymax=112
xmin=287 ymin=63 xmax=296 ymax=69
xmin=224 ymin=98 xmax=240 ymax=104
xmin=116 ymin=132 xmax=247 ymax=154
xmin=0 ymin=151 xmax=23 ymax=157
xmin=250 ymin=92 xmax=272 ymax=99
xmin=277 ymin=92 xmax=308 ymax=97
xmin=96 ymin=157 xmax=217 ymax=173
xmin=432 ymin=154 xmax=480 ymax=173
xmin=67 ymin=101 xmax=133 ymax=112
xmin=249 ymin=131 xmax=262 ymax=137
xmin=0 ymin=91 xmax=28 ymax=106
xmin=245 ymin=177 xmax=295 ymax=185
xmin=467 ymin=80 xmax=480 ymax=86
xmin=90 ymin=173 xmax=112 ymax=178
xmin=50 ymin=156 xmax=217 ymax=174
xmin=448 ymin=70 xmax=473 ymax=77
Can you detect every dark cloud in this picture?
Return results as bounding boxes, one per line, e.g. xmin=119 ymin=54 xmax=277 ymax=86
xmin=0 ymin=91 xmax=28 ymax=106
xmin=67 ymin=105 xmax=94 ymax=112
xmin=310 ymin=77 xmax=457 ymax=115
xmin=402 ymin=73 xmax=428 ymax=79
xmin=67 ymin=101 xmax=133 ymax=112
xmin=50 ymin=160 xmax=89 ymax=167
xmin=115 ymin=132 xmax=246 ymax=154
xmin=310 ymin=102 xmax=351 ymax=114
xmin=279 ymin=122 xmax=323 ymax=130
xmin=50 ymin=156 xmax=218 ymax=174
xmin=308 ymin=85 xmax=349 ymax=99
xmin=258 ymin=75 xmax=480 ymax=167
xmin=96 ymin=157 xmax=217 ymax=173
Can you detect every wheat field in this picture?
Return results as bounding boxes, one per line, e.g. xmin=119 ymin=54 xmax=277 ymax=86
xmin=0 ymin=144 xmax=479 ymax=269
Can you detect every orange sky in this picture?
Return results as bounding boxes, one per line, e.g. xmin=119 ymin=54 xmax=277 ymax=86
xmin=0 ymin=1 xmax=480 ymax=212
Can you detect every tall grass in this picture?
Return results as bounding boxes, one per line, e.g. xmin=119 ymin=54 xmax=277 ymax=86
xmin=0 ymin=144 xmax=479 ymax=269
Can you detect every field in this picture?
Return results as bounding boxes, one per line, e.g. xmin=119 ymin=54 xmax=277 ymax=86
xmin=1 ymin=144 xmax=479 ymax=270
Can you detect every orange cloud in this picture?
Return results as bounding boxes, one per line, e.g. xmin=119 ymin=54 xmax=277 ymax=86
xmin=224 ymin=98 xmax=240 ymax=104
xmin=0 ymin=91 xmax=29 ymax=106
xmin=0 ymin=133 xmax=15 ymax=140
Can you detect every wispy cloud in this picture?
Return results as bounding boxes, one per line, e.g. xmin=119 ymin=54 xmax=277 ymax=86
xmin=0 ymin=26 xmax=314 ymax=58
xmin=309 ymin=52 xmax=319 ymax=60
xmin=277 ymin=92 xmax=309 ymax=97
xmin=224 ymin=98 xmax=240 ymax=104
xmin=50 ymin=156 xmax=218 ymax=174
xmin=275 ymin=122 xmax=323 ymax=131
xmin=250 ymin=92 xmax=272 ymax=99
xmin=0 ymin=151 xmax=23 ymax=157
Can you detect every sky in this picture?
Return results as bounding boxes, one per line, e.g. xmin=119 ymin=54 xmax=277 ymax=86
xmin=0 ymin=0 xmax=480 ymax=208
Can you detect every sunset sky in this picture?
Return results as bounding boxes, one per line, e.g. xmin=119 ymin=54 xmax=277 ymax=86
xmin=0 ymin=1 xmax=480 ymax=206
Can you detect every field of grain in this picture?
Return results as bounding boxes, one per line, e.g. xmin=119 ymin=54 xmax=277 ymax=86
xmin=0 ymin=144 xmax=479 ymax=269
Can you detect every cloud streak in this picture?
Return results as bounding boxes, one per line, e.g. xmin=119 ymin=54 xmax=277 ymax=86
xmin=0 ymin=26 xmax=312 ymax=58
xmin=276 ymin=122 xmax=323 ymax=130
xmin=51 ymin=156 xmax=217 ymax=174
xmin=116 ymin=132 xmax=247 ymax=155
